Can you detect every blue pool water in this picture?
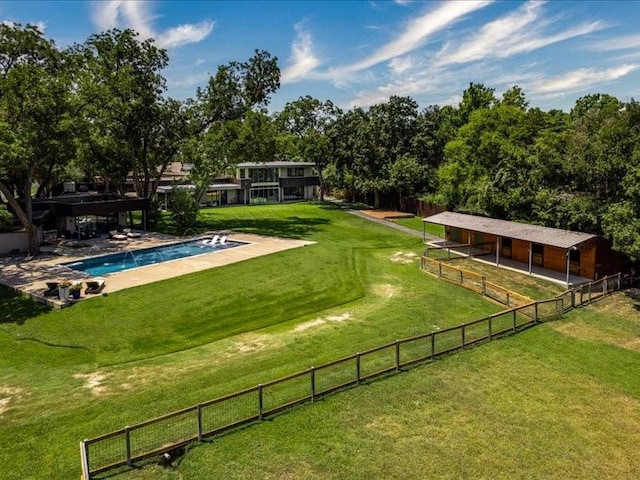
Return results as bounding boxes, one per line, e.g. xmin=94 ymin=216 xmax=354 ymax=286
xmin=63 ymin=238 xmax=246 ymax=276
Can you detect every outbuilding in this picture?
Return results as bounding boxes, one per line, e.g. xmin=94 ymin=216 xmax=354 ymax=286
xmin=423 ymin=211 xmax=627 ymax=284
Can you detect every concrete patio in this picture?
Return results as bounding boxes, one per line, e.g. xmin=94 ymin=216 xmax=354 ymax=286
xmin=426 ymin=240 xmax=592 ymax=287
xmin=0 ymin=231 xmax=314 ymax=308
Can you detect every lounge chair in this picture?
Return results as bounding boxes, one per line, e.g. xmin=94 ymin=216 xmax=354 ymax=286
xmin=43 ymin=281 xmax=59 ymax=297
xmin=85 ymin=278 xmax=106 ymax=295
xmin=203 ymin=234 xmax=220 ymax=245
xmin=219 ymin=235 xmax=227 ymax=246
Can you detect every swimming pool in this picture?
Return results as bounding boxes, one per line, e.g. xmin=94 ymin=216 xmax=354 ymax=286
xmin=63 ymin=238 xmax=246 ymax=276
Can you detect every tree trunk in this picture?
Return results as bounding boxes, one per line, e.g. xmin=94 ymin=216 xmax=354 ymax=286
xmin=0 ymin=181 xmax=40 ymax=255
xmin=374 ymin=190 xmax=380 ymax=209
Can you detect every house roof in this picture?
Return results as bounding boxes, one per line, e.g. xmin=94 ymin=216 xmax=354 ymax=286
xmin=237 ymin=162 xmax=315 ymax=168
xmin=423 ymin=211 xmax=598 ymax=249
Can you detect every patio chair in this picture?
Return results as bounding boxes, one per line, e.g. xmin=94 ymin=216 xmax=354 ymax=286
xmin=203 ymin=234 xmax=220 ymax=245
xmin=219 ymin=235 xmax=227 ymax=246
xmin=85 ymin=278 xmax=106 ymax=295
xmin=43 ymin=281 xmax=59 ymax=297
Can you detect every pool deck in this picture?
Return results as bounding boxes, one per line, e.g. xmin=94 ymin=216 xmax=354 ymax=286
xmin=0 ymin=232 xmax=314 ymax=308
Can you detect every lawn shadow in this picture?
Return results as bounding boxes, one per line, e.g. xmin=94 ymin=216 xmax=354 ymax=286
xmin=196 ymin=216 xmax=331 ymax=239
xmin=0 ymin=285 xmax=51 ymax=325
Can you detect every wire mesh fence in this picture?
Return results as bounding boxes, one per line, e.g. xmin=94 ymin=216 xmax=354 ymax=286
xmin=81 ymin=272 xmax=624 ymax=479
xmin=421 ymin=256 xmax=534 ymax=308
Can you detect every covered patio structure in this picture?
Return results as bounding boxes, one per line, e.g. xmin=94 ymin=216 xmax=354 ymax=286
xmin=423 ymin=211 xmax=627 ymax=287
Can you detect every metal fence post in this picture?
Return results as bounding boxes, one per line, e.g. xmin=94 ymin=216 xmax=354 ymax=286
xmin=258 ymin=384 xmax=264 ymax=420
xmin=124 ymin=426 xmax=132 ymax=467
xmin=197 ymin=404 xmax=203 ymax=442
xmin=534 ymin=302 xmax=539 ymax=321
xmin=310 ymin=367 xmax=316 ymax=402
xmin=356 ymin=353 xmax=361 ymax=384
xmin=460 ymin=270 xmax=463 ymax=284
xmin=588 ymin=282 xmax=592 ymax=303
xmin=438 ymin=262 xmax=442 ymax=278
xmin=488 ymin=317 xmax=492 ymax=340
xmin=80 ymin=440 xmax=90 ymax=480
xmin=617 ymin=272 xmax=622 ymax=290
xmin=506 ymin=292 xmax=510 ymax=307
xmin=512 ymin=310 xmax=517 ymax=332
xmin=482 ymin=276 xmax=486 ymax=296
xmin=395 ymin=341 xmax=400 ymax=371
xmin=603 ymin=279 xmax=606 ymax=296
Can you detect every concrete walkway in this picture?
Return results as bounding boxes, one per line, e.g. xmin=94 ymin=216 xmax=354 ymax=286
xmin=0 ymin=232 xmax=313 ymax=307
xmin=340 ymin=206 xmax=439 ymax=241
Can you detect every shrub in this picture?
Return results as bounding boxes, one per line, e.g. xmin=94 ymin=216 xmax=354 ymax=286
xmin=169 ymin=187 xmax=199 ymax=232
xmin=0 ymin=205 xmax=12 ymax=228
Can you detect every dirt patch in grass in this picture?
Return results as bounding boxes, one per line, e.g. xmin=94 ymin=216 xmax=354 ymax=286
xmin=294 ymin=313 xmax=354 ymax=332
xmin=234 ymin=338 xmax=267 ymax=354
xmin=389 ymin=251 xmax=418 ymax=264
xmin=0 ymin=386 xmax=25 ymax=416
xmin=73 ymin=372 xmax=109 ymax=395
xmin=554 ymin=322 xmax=640 ymax=352
xmin=371 ymin=283 xmax=398 ymax=298
xmin=359 ymin=210 xmax=414 ymax=220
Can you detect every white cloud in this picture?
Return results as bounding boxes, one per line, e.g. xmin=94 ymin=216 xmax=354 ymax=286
xmin=91 ymin=0 xmax=121 ymax=31
xmin=436 ymin=1 xmax=605 ymax=66
xmin=90 ymin=0 xmax=213 ymax=49
xmin=589 ymin=34 xmax=640 ymax=51
xmin=529 ymin=64 xmax=639 ymax=94
xmin=281 ymin=22 xmax=322 ymax=84
xmin=2 ymin=19 xmax=47 ymax=34
xmin=335 ymin=0 xmax=492 ymax=75
xmin=156 ymin=21 xmax=215 ymax=49
xmin=167 ymin=72 xmax=212 ymax=88
xmin=388 ymin=56 xmax=415 ymax=76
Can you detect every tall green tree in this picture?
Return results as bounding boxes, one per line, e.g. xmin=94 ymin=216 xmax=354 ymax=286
xmin=187 ymin=50 xmax=281 ymax=194
xmin=0 ymin=23 xmax=75 ymax=254
xmin=276 ymin=96 xmax=339 ymax=200
xmin=75 ymin=29 xmax=170 ymax=197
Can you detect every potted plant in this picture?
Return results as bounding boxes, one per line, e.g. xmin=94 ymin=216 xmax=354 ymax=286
xmin=69 ymin=281 xmax=83 ymax=300
xmin=58 ymin=280 xmax=72 ymax=300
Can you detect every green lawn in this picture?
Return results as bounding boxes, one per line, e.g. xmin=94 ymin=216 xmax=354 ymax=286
xmin=117 ymin=294 xmax=640 ymax=480
xmin=1 ymin=202 xmax=637 ymax=480
xmin=392 ymin=216 xmax=445 ymax=238
xmin=0 ymin=202 xmax=501 ymax=480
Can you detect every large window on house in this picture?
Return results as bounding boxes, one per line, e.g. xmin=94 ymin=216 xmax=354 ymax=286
xmin=249 ymin=168 xmax=278 ymax=183
xmin=250 ymin=187 xmax=279 ymax=203
xmin=287 ymin=167 xmax=305 ymax=177
xmin=283 ymin=186 xmax=304 ymax=200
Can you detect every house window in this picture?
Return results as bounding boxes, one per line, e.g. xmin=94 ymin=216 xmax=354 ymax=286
xmin=250 ymin=187 xmax=279 ymax=203
xmin=287 ymin=167 xmax=305 ymax=177
xmin=249 ymin=168 xmax=278 ymax=183
xmin=239 ymin=169 xmax=245 ymax=179
xmin=283 ymin=186 xmax=304 ymax=200
xmin=532 ymin=243 xmax=544 ymax=267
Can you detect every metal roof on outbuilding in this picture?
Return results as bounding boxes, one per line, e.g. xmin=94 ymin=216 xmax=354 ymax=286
xmin=423 ymin=211 xmax=598 ymax=249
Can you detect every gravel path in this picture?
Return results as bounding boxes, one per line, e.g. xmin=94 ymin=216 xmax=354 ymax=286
xmin=339 ymin=206 xmax=440 ymax=241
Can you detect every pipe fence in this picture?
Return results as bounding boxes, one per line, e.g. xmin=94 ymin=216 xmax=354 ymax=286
xmin=80 ymin=271 xmax=623 ymax=479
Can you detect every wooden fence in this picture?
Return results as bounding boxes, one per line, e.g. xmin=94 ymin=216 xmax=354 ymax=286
xmin=80 ymin=271 xmax=623 ymax=479
xmin=421 ymin=256 xmax=534 ymax=307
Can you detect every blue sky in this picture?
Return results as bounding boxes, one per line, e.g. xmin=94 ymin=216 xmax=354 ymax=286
xmin=3 ymin=1 xmax=640 ymax=113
